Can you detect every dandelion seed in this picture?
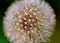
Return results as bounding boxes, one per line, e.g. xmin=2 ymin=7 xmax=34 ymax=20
xmin=3 ymin=0 xmax=56 ymax=43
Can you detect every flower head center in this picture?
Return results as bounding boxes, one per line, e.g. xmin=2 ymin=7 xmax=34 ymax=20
xmin=19 ymin=12 xmax=39 ymax=31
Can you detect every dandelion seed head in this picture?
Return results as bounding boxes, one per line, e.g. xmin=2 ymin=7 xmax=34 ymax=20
xmin=3 ymin=0 xmax=56 ymax=43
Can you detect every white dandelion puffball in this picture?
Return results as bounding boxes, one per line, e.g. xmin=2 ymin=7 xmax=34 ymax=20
xmin=3 ymin=0 xmax=56 ymax=43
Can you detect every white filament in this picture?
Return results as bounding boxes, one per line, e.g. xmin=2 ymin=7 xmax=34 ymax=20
xmin=3 ymin=0 xmax=56 ymax=43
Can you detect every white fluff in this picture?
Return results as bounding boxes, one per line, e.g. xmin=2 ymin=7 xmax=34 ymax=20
xmin=3 ymin=0 xmax=56 ymax=43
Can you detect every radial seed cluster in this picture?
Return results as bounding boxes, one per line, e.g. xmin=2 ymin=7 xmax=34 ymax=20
xmin=3 ymin=0 xmax=56 ymax=43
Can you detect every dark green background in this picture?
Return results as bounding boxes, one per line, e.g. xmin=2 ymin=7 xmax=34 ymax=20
xmin=0 ymin=0 xmax=60 ymax=43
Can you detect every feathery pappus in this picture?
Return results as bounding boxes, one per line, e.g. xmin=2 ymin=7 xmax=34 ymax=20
xmin=3 ymin=0 xmax=56 ymax=43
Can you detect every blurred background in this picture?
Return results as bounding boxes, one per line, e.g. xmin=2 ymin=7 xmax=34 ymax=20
xmin=0 ymin=0 xmax=60 ymax=43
